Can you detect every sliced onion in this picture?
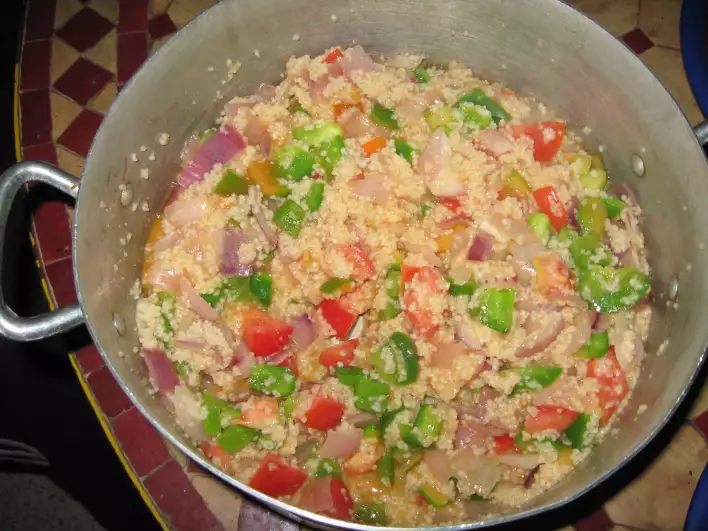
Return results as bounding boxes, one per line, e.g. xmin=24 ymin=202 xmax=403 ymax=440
xmin=439 ymin=215 xmax=471 ymax=231
xmin=558 ymin=310 xmax=594 ymax=356
xmin=593 ymin=313 xmax=612 ymax=332
xmin=290 ymin=315 xmax=316 ymax=350
xmin=341 ymin=45 xmax=382 ymax=77
xmin=225 ymin=97 xmax=257 ymax=120
xmin=173 ymin=339 xmax=205 ymax=351
xmin=449 ymin=450 xmax=502 ymax=497
xmin=230 ymin=342 xmax=255 ymax=377
xmin=149 ymin=266 xmax=182 ymax=293
xmin=327 ymin=60 xmax=344 ymax=78
xmin=346 ymin=412 xmax=378 ymax=428
xmin=424 ymin=88 xmax=445 ymax=105
xmin=476 ymin=129 xmax=514 ymax=158
xmin=172 ymin=385 xmax=207 ymax=441
xmin=320 ymin=428 xmax=362 ymax=459
xmin=396 ymin=96 xmax=426 ymax=122
xmin=454 ymin=423 xmax=487 ymax=449
xmin=468 ymin=231 xmax=494 ymax=261
xmin=511 ymin=242 xmax=546 ymax=265
xmin=448 ymin=264 xmax=474 ymax=285
xmin=143 ymin=348 xmax=179 ymax=391
xmin=350 ymin=176 xmax=388 ymax=203
xmin=459 ymin=416 xmax=507 ymax=437
xmin=338 ymin=109 xmax=384 ymax=139
xmin=295 ymin=440 xmax=318 ymax=465
xmin=516 ymin=311 xmax=564 ymax=358
xmin=491 ymin=453 xmax=541 ymax=470
xmin=450 ymin=230 xmax=472 ymax=257
xmin=255 ymin=83 xmax=277 ymax=101
xmin=180 ymin=277 xmax=218 ymax=321
xmin=164 ymin=199 xmax=207 ymax=228
xmin=220 ymin=227 xmax=254 ymax=277
xmin=152 ymin=229 xmax=182 ymax=253
xmin=244 ymin=115 xmax=272 ymax=156
xmin=309 ymin=76 xmax=329 ymax=106
xmin=489 ymin=215 xmax=539 ymax=244
xmin=431 ymin=343 xmax=465 ymax=369
xmin=424 ymin=450 xmax=452 ymax=483
xmin=418 ymin=129 xmax=465 ymax=197
xmin=298 ymin=477 xmax=335 ymax=513
xmin=177 ymin=125 xmax=246 ymax=189
xmin=455 ymin=318 xmax=483 ymax=351
xmin=252 ymin=207 xmax=278 ymax=245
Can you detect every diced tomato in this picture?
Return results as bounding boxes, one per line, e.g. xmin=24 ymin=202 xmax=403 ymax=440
xmin=492 ymin=434 xmax=517 ymax=454
xmin=299 ymin=476 xmax=353 ymax=519
xmin=324 ymin=477 xmax=354 ymax=519
xmin=361 ymin=136 xmax=387 ymax=157
xmin=237 ymin=397 xmax=280 ymax=429
xmin=532 ymin=186 xmax=567 ymax=232
xmin=322 ymin=48 xmax=344 ymax=64
xmin=334 ymin=244 xmax=376 ymax=281
xmin=319 ymin=339 xmax=359 ymax=370
xmin=533 ymin=252 xmax=572 ymax=295
xmin=200 ymin=442 xmax=230 ymax=464
xmin=318 ymin=298 xmax=358 ymax=339
xmin=250 ymin=453 xmax=308 ymax=497
xmin=299 ymin=394 xmax=345 ymax=431
xmin=588 ymin=348 xmax=629 ymax=425
xmin=524 ymin=405 xmax=580 ymax=434
xmin=400 ymin=264 xmax=421 ymax=290
xmin=334 ymin=102 xmax=365 ymax=121
xmin=402 ymin=266 xmax=446 ymax=339
xmin=510 ymin=122 xmax=566 ymax=163
xmin=242 ymin=307 xmax=294 ymax=357
xmin=439 ymin=197 xmax=473 ymax=220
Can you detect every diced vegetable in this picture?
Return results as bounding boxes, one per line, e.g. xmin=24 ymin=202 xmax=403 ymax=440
xmin=315 ymin=136 xmax=345 ymax=177
xmin=532 ymin=186 xmax=567 ymax=232
xmin=576 ymin=197 xmax=608 ymax=240
xmin=280 ymin=395 xmax=296 ymax=419
xmin=249 ymin=272 xmax=272 ymax=306
xmin=203 ymin=390 xmax=241 ymax=435
xmin=216 ymin=425 xmax=259 ymax=453
xmin=249 ymin=364 xmax=297 ymax=397
xmin=320 ymin=277 xmax=356 ymax=296
xmin=510 ymin=122 xmax=566 ymax=162
xmin=246 ymin=161 xmax=290 ymax=197
xmin=201 ymin=128 xmax=216 ymax=142
xmin=363 ymin=424 xmax=380 ymax=439
xmin=293 ymin=122 xmax=344 ymax=145
xmin=557 ymin=226 xmax=579 ymax=244
xmin=400 ymin=404 xmax=442 ymax=448
xmin=370 ymin=103 xmax=400 ymax=130
xmin=318 ymin=298 xmax=358 ymax=339
xmin=274 ymin=145 xmax=315 ymax=182
xmin=508 ymin=365 xmax=563 ymax=394
xmin=305 ymin=182 xmax=325 ymax=212
xmin=424 ymin=106 xmax=454 ymax=132
xmin=354 ymin=502 xmax=389 ymax=525
xmin=173 ymin=360 xmax=190 ymax=376
xmin=315 ymin=458 xmax=343 ymax=478
xmin=362 ymin=136 xmax=387 ymax=157
xmin=371 ymin=332 xmax=420 ymax=386
xmin=524 ymin=405 xmax=579 ymax=434
xmin=500 ymin=170 xmax=532 ymax=200
xmin=420 ymin=203 xmax=433 ymax=217
xmin=273 ymin=199 xmax=306 ymax=237
xmin=493 ymin=434 xmax=517 ymax=454
xmin=565 ymin=413 xmax=591 ymax=448
xmin=456 ymin=102 xmax=493 ymax=129
xmin=588 ymin=348 xmax=628 ymax=424
xmin=319 ymin=339 xmax=359 ymax=370
xmin=569 ymin=235 xmax=613 ymax=271
xmin=402 ymin=266 xmax=446 ymax=338
xmin=378 ymin=301 xmax=400 ymax=321
xmin=603 ymin=196 xmax=625 ymax=219
xmin=323 ymin=48 xmax=344 ymax=64
xmin=249 ymin=453 xmax=307 ymax=497
xmin=213 ymin=169 xmax=250 ymax=196
xmin=300 ymin=394 xmax=345 ymax=430
xmin=577 ymin=266 xmax=651 ymax=313
xmin=335 ymin=366 xmax=364 ymax=386
xmin=456 ymin=89 xmax=511 ymax=125
xmin=418 ymin=483 xmax=450 ymax=508
xmin=573 ymin=330 xmax=609 ymax=358
xmin=475 ymin=288 xmax=515 ymax=334
xmin=448 ymin=277 xmax=478 ymax=297
xmin=527 ymin=212 xmax=554 ymax=246
xmin=353 ymin=376 xmax=390 ymax=413
xmin=394 ymin=139 xmax=416 ymax=164
xmin=376 ymin=453 xmax=395 ymax=487
xmin=413 ymin=65 xmax=430 ymax=84
xmin=242 ymin=307 xmax=293 ymax=357
xmin=336 ymin=244 xmax=376 ymax=281
xmin=533 ymin=252 xmax=571 ymax=295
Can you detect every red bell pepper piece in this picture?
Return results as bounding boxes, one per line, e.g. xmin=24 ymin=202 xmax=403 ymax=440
xmin=318 ymin=298 xmax=358 ymax=339
xmin=334 ymin=244 xmax=376 ymax=281
xmin=242 ymin=307 xmax=294 ymax=357
xmin=510 ymin=121 xmax=566 ymax=163
xmin=402 ymin=266 xmax=446 ymax=339
xmin=492 ymin=434 xmax=517 ymax=454
xmin=532 ymin=186 xmax=567 ymax=232
xmin=322 ymin=48 xmax=344 ymax=64
xmin=588 ymin=348 xmax=629 ymax=425
xmin=319 ymin=339 xmax=359 ymax=370
xmin=250 ymin=453 xmax=307 ymax=497
xmin=299 ymin=394 xmax=345 ymax=431
xmin=524 ymin=405 xmax=580 ymax=434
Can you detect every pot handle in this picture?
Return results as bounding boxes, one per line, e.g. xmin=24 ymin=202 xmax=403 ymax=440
xmin=694 ymin=121 xmax=708 ymax=146
xmin=0 ymin=162 xmax=84 ymax=341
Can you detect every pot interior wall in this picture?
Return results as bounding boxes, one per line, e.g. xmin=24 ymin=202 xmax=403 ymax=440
xmin=74 ymin=0 xmax=708 ymax=526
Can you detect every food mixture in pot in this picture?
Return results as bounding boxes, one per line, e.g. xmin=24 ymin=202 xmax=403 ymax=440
xmin=136 ymin=46 xmax=652 ymax=526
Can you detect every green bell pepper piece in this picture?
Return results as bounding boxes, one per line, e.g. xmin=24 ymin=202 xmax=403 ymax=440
xmin=370 ymin=103 xmax=400 ymax=130
xmin=274 ymin=145 xmax=315 ymax=182
xmin=581 ymin=168 xmax=608 ymax=190
xmin=447 ymin=277 xmax=478 ymax=297
xmin=305 ymin=181 xmax=325 ymax=212
xmin=203 ymin=391 xmax=241 ymax=435
xmin=413 ymin=66 xmax=430 ymax=84
xmin=557 ymin=225 xmax=579 ymax=245
xmin=573 ymin=330 xmax=609 ymax=358
xmin=335 ymin=366 xmax=364 ymax=386
xmin=314 ymin=458 xmax=342 ymax=478
xmin=354 ymin=376 xmax=390 ymax=413
xmin=354 ymin=502 xmax=389 ymax=525
xmin=280 ymin=395 xmax=296 ymax=419
xmin=249 ymin=272 xmax=272 ymax=307
xmin=288 ymin=98 xmax=308 ymax=115
xmin=455 ymin=102 xmax=493 ymax=129
xmin=476 ymin=288 xmax=515 ymax=334
xmin=394 ymin=139 xmax=416 ymax=164
xmin=398 ymin=423 xmax=421 ymax=448
xmin=202 ymin=276 xmax=259 ymax=308
xmin=385 ymin=266 xmax=402 ymax=298
xmin=216 ymin=425 xmax=258 ymax=453
xmin=378 ymin=301 xmax=401 ymax=321
xmin=400 ymin=404 xmax=442 ymax=448
xmin=456 ymin=88 xmax=511 ymax=124
xmin=576 ymin=197 xmax=608 ymax=241
xmin=201 ymin=128 xmax=216 ymax=142
xmin=379 ymin=407 xmax=404 ymax=434
xmin=419 ymin=483 xmax=450 ymax=508
xmin=314 ymin=136 xmax=345 ymax=177
xmin=577 ymin=266 xmax=651 ymax=313
xmin=565 ymin=413 xmax=591 ymax=449
xmin=273 ymin=199 xmax=306 ymax=237
xmin=376 ymin=453 xmax=395 ymax=487
xmin=249 ymin=364 xmax=296 ymax=397
xmin=569 ymin=235 xmax=613 ymax=271
xmin=363 ymin=424 xmax=381 ymax=439
xmin=527 ymin=212 xmax=554 ymax=246
xmin=293 ymin=122 xmax=343 ymax=145
xmin=603 ymin=196 xmax=625 ymax=219
xmin=420 ymin=203 xmax=433 ymax=217
xmin=200 ymin=292 xmax=221 ymax=308
xmin=320 ymin=277 xmax=355 ymax=295
xmin=213 ymin=170 xmax=250 ymax=196
xmin=173 ymin=361 xmax=191 ymax=376
xmin=424 ymin=106 xmax=454 ymax=133
xmin=371 ymin=332 xmax=420 ymax=386
xmin=508 ymin=366 xmax=562 ymax=395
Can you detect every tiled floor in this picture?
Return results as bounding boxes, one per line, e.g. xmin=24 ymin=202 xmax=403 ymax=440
xmin=14 ymin=0 xmax=708 ymax=530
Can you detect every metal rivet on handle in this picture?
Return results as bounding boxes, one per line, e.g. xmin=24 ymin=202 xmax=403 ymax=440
xmin=113 ymin=313 xmax=126 ymax=335
xmin=667 ymin=275 xmax=679 ymax=301
xmin=120 ymin=184 xmax=133 ymax=207
xmin=630 ymin=154 xmax=645 ymax=177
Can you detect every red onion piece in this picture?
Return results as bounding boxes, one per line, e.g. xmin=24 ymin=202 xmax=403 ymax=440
xmin=225 ymin=97 xmax=257 ymax=121
xmin=143 ymin=348 xmax=179 ymax=391
xmin=593 ymin=313 xmax=612 ymax=332
xmin=491 ymin=453 xmax=541 ymax=470
xmin=177 ymin=125 xmax=246 ymax=189
xmin=295 ymin=440 xmax=318 ymax=465
xmin=180 ymin=277 xmax=218 ymax=321
xmin=298 ymin=477 xmax=335 ymax=513
xmin=341 ymin=45 xmax=382 ymax=77
xmin=255 ymin=83 xmax=277 ymax=101
xmin=424 ymin=450 xmax=452 ymax=484
xmin=454 ymin=423 xmax=487 ymax=449
xmin=610 ymin=182 xmax=638 ymax=205
xmin=516 ymin=311 xmax=564 ymax=358
xmin=244 ymin=115 xmax=272 ymax=156
xmin=173 ymin=339 xmax=205 ymax=351
xmin=449 ymin=450 xmax=502 ymax=497
xmin=558 ymin=310 xmax=595 ymax=357
xmin=468 ymin=231 xmax=494 ymax=261
xmin=252 ymin=207 xmax=278 ymax=245
xmin=511 ymin=242 xmax=547 ymax=265
xmin=164 ymin=199 xmax=207 ymax=228
xmin=309 ymin=76 xmax=329 ymax=105
xmin=149 ymin=267 xmax=181 ymax=293
xmin=290 ymin=315 xmax=316 ymax=350
xmin=476 ymin=129 xmax=514 ymax=158
xmin=346 ymin=412 xmax=378 ymax=428
xmin=327 ymin=61 xmax=344 ymax=78
xmin=418 ymin=129 xmax=465 ymax=197
xmin=396 ymin=96 xmax=426 ymax=122
xmin=455 ymin=319 xmax=483 ymax=350
xmin=320 ymin=428 xmax=362 ymax=459
xmin=152 ymin=229 xmax=182 ymax=253
xmin=459 ymin=416 xmax=508 ymax=437
xmin=350 ymin=176 xmax=388 ymax=203
xmin=220 ymin=227 xmax=254 ymax=277
xmin=338 ymin=109 xmax=385 ymax=139
xmin=567 ymin=198 xmax=580 ymax=230
xmin=229 ymin=342 xmax=255 ymax=377
xmin=431 ymin=343 xmax=465 ymax=369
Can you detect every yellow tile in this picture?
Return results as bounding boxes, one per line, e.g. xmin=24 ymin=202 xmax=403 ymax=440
xmin=51 ymin=38 xmax=80 ymax=84
xmin=190 ymin=475 xmax=242 ymax=531
xmin=639 ymin=0 xmax=681 ymax=50
xmin=149 ymin=0 xmax=173 ymax=17
xmin=83 ymin=29 xmax=117 ymax=74
xmin=565 ymin=0 xmax=640 ymax=37
xmin=605 ymin=424 xmax=708 ymax=530
xmin=167 ymin=0 xmax=218 ymax=29
xmin=642 ymin=47 xmax=704 ymax=126
xmin=56 ymin=146 xmax=85 ymax=177
xmin=54 ymin=0 xmax=83 ymax=30
xmin=50 ymin=92 xmax=82 ymax=140
xmin=84 ymin=0 xmax=118 ymax=24
xmin=690 ymin=383 xmax=708 ymax=419
xmin=88 ymin=82 xmax=117 ymax=114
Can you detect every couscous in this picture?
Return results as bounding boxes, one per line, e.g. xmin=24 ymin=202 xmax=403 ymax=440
xmin=136 ymin=46 xmax=651 ymax=526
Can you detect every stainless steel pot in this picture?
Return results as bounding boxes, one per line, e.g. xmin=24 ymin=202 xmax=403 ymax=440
xmin=1 ymin=0 xmax=707 ymax=528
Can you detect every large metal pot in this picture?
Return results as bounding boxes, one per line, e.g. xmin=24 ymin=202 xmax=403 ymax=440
xmin=1 ymin=0 xmax=706 ymax=528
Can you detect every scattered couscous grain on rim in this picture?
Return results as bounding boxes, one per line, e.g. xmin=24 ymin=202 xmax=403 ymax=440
xmin=136 ymin=45 xmax=652 ymax=526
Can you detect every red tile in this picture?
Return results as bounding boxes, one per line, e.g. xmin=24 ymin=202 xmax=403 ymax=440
xmin=54 ymin=58 xmax=114 ymax=105
xmin=74 ymin=342 xmax=105 ymax=375
xmin=148 ymin=13 xmax=176 ymax=39
xmin=144 ymin=461 xmax=223 ymax=531
xmin=22 ymin=142 xmax=57 ymax=165
xmin=113 ymin=408 xmax=170 ymax=476
xmin=20 ymin=89 xmax=51 ymax=146
xmin=621 ymin=28 xmax=654 ymax=55
xmin=87 ymin=366 xmax=132 ymax=418
xmin=57 ymin=109 xmax=103 ymax=157
xmin=33 ymin=201 xmax=72 ymax=263
xmin=44 ymin=256 xmax=78 ymax=306
xmin=119 ymin=0 xmax=148 ymax=33
xmin=25 ymin=0 xmax=57 ymax=41
xmin=574 ymin=507 xmax=613 ymax=531
xmin=56 ymin=7 xmax=114 ymax=52
xmin=693 ymin=409 xmax=708 ymax=443
xmin=21 ymin=40 xmax=52 ymax=91
xmin=117 ymin=32 xmax=148 ymax=83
